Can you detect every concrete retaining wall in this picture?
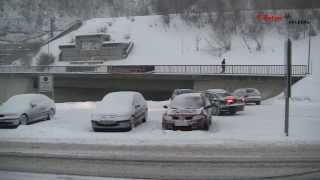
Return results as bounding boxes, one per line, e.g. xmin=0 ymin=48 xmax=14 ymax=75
xmin=0 ymin=73 xmax=303 ymax=103
xmin=0 ymin=75 xmax=36 ymax=103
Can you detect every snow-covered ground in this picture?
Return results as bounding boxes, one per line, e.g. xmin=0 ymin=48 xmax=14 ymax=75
xmin=0 ymin=98 xmax=319 ymax=145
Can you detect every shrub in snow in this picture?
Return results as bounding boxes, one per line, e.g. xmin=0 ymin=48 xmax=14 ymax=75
xmin=37 ymin=53 xmax=55 ymax=66
xmin=20 ymin=53 xmax=34 ymax=67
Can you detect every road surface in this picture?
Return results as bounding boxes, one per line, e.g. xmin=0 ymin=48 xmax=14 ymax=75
xmin=0 ymin=141 xmax=320 ymax=179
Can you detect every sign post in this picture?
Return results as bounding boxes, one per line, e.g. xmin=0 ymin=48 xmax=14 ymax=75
xmin=284 ymin=39 xmax=292 ymax=136
xmin=39 ymin=75 xmax=54 ymax=100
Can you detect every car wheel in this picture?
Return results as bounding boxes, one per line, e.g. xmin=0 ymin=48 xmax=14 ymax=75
xmin=229 ymin=110 xmax=236 ymax=115
xmin=211 ymin=105 xmax=220 ymax=116
xmin=142 ymin=112 xmax=147 ymax=123
xmin=127 ymin=119 xmax=135 ymax=131
xmin=20 ymin=114 xmax=29 ymax=125
xmin=256 ymin=101 xmax=261 ymax=105
xmin=203 ymin=121 xmax=209 ymax=131
xmin=47 ymin=109 xmax=55 ymax=120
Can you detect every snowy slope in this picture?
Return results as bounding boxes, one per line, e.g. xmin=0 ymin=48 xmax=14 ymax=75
xmin=35 ymin=15 xmax=312 ymax=66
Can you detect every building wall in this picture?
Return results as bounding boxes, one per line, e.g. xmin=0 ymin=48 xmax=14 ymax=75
xmin=0 ymin=73 xmax=303 ymax=102
xmin=0 ymin=76 xmax=36 ymax=103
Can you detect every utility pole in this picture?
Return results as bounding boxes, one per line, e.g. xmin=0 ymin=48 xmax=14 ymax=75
xmin=284 ymin=39 xmax=292 ymax=136
xmin=307 ymin=20 xmax=311 ymax=74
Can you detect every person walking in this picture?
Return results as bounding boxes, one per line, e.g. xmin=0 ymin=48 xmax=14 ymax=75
xmin=221 ymin=58 xmax=226 ymax=73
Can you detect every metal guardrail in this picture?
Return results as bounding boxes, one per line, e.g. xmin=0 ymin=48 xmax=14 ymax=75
xmin=0 ymin=65 xmax=308 ymax=76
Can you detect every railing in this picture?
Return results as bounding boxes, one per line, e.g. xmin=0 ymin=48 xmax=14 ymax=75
xmin=0 ymin=65 xmax=308 ymax=76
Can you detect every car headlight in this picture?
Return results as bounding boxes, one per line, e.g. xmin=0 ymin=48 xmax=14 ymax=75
xmin=163 ymin=114 xmax=173 ymax=121
xmin=5 ymin=114 xmax=20 ymax=119
xmin=193 ymin=114 xmax=206 ymax=120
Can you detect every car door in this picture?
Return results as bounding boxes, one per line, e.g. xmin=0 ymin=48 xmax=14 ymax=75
xmin=201 ymin=96 xmax=210 ymax=115
xmin=132 ymin=95 xmax=140 ymax=124
xmin=138 ymin=94 xmax=148 ymax=121
xmin=29 ymin=98 xmax=42 ymax=122
xmin=31 ymin=96 xmax=47 ymax=121
xmin=134 ymin=94 xmax=145 ymax=123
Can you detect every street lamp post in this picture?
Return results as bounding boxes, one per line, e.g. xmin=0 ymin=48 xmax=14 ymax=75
xmin=307 ymin=21 xmax=311 ymax=74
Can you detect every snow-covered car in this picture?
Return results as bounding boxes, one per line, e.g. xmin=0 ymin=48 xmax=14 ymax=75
xmin=91 ymin=91 xmax=148 ymax=132
xmin=162 ymin=93 xmax=212 ymax=131
xmin=233 ymin=88 xmax=262 ymax=105
xmin=170 ymin=89 xmax=195 ymax=100
xmin=0 ymin=94 xmax=56 ymax=128
xmin=204 ymin=89 xmax=245 ymax=115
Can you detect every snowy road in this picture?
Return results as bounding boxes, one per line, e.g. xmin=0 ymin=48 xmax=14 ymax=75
xmin=1 ymin=142 xmax=320 ymax=180
xmin=0 ymin=100 xmax=320 ymax=145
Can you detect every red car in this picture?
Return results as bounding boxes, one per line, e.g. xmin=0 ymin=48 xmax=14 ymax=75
xmin=162 ymin=93 xmax=213 ymax=131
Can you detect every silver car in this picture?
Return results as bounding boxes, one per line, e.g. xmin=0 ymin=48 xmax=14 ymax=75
xmin=233 ymin=88 xmax=262 ymax=105
xmin=0 ymin=94 xmax=56 ymax=128
xmin=91 ymin=91 xmax=148 ymax=132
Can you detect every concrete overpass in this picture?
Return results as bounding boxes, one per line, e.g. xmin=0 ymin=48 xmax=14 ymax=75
xmin=0 ymin=65 xmax=308 ymax=102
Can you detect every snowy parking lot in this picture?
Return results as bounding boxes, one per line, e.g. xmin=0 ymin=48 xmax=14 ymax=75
xmin=0 ymin=99 xmax=319 ymax=146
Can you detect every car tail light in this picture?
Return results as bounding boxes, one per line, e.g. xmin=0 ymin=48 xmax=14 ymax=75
xmin=226 ymin=96 xmax=235 ymax=105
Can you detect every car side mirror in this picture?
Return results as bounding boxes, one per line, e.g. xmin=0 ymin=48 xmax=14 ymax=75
xmin=163 ymin=105 xmax=168 ymax=109
xmin=204 ymin=104 xmax=214 ymax=109
xmin=30 ymin=103 xmax=37 ymax=108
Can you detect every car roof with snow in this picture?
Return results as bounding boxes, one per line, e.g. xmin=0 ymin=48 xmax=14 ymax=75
xmin=102 ymin=91 xmax=138 ymax=101
xmin=173 ymin=93 xmax=202 ymax=99
xmin=205 ymin=89 xmax=227 ymax=94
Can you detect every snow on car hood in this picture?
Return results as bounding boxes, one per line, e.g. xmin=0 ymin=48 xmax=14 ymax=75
xmin=167 ymin=108 xmax=202 ymax=115
xmin=0 ymin=103 xmax=28 ymax=115
xmin=92 ymin=102 xmax=132 ymax=119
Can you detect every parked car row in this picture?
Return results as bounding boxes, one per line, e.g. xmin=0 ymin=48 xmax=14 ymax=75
xmin=0 ymin=88 xmax=261 ymax=132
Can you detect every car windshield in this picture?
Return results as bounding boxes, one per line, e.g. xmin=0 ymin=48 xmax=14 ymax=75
xmin=4 ymin=95 xmax=32 ymax=107
xmin=176 ymin=89 xmax=193 ymax=95
xmin=246 ymin=89 xmax=260 ymax=95
xmin=170 ymin=95 xmax=204 ymax=109
xmin=216 ymin=92 xmax=231 ymax=97
xmin=97 ymin=92 xmax=134 ymax=114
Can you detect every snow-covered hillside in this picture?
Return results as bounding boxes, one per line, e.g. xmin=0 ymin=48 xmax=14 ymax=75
xmin=34 ymin=14 xmax=320 ymax=102
xmin=36 ymin=15 xmax=315 ymax=66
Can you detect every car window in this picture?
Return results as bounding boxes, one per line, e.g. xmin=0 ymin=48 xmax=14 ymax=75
xmin=216 ymin=92 xmax=231 ymax=97
xmin=171 ymin=95 xmax=204 ymax=109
